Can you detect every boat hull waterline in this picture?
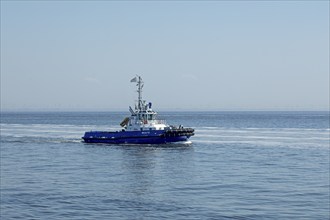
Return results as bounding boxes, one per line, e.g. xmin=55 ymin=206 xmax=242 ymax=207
xmin=83 ymin=128 xmax=194 ymax=144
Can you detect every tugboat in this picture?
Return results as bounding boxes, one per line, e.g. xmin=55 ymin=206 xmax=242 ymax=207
xmin=82 ymin=76 xmax=194 ymax=144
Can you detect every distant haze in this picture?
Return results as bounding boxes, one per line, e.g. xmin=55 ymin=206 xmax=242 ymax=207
xmin=1 ymin=1 xmax=329 ymax=111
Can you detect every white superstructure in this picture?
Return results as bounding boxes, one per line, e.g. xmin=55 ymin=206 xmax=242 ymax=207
xmin=120 ymin=75 xmax=169 ymax=131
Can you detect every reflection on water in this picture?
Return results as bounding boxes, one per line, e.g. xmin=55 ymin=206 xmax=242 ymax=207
xmin=118 ymin=145 xmax=195 ymax=199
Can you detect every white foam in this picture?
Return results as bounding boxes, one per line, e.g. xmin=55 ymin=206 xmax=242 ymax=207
xmin=191 ymin=126 xmax=329 ymax=149
xmin=1 ymin=123 xmax=328 ymax=148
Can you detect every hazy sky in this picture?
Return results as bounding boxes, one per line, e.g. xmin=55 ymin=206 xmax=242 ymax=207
xmin=1 ymin=1 xmax=329 ymax=111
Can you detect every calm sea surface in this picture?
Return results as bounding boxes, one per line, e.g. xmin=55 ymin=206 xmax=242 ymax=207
xmin=1 ymin=111 xmax=329 ymax=219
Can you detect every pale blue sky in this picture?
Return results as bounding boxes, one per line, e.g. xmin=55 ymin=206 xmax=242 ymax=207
xmin=1 ymin=1 xmax=329 ymax=111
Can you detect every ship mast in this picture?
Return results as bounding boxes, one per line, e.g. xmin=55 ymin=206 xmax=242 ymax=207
xmin=137 ymin=75 xmax=143 ymax=111
xmin=131 ymin=75 xmax=144 ymax=112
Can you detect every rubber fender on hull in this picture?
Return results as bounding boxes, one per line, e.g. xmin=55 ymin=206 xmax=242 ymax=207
xmin=162 ymin=128 xmax=195 ymax=137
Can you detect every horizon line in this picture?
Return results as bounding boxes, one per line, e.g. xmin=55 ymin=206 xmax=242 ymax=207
xmin=1 ymin=108 xmax=329 ymax=113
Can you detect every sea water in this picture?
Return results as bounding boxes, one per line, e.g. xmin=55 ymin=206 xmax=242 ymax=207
xmin=1 ymin=111 xmax=329 ymax=219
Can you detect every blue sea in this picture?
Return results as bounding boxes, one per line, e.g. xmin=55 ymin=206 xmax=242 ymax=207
xmin=1 ymin=111 xmax=329 ymax=219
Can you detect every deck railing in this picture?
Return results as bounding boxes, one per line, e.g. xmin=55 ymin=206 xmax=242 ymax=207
xmin=155 ymin=119 xmax=166 ymax=124
xmin=140 ymin=119 xmax=166 ymax=124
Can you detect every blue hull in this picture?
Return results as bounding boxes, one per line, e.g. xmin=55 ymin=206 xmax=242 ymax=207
xmin=82 ymin=130 xmax=192 ymax=144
